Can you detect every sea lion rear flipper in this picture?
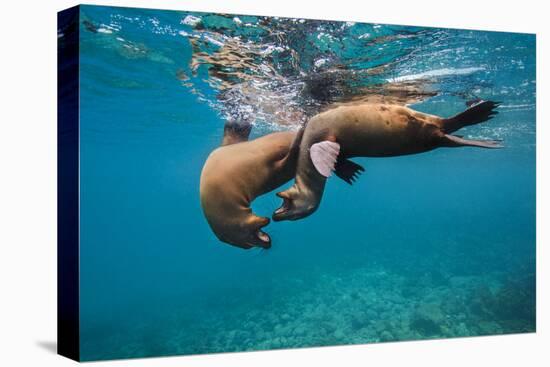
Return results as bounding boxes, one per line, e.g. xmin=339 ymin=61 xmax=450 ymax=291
xmin=334 ymin=158 xmax=365 ymax=185
xmin=442 ymin=100 xmax=500 ymax=134
xmin=442 ymin=134 xmax=503 ymax=149
xmin=221 ymin=121 xmax=252 ymax=146
xmin=310 ymin=141 xmax=340 ymax=177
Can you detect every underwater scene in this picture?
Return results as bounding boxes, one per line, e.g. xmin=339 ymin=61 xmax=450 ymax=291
xmin=72 ymin=5 xmax=535 ymax=361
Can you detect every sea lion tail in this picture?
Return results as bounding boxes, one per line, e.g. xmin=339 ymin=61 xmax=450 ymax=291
xmin=442 ymin=100 xmax=500 ymax=134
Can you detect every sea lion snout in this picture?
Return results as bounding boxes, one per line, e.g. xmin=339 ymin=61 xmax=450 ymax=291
xmin=255 ymin=229 xmax=272 ymax=249
xmin=272 ymin=188 xmax=318 ymax=222
xmin=272 ymin=191 xmax=294 ymax=221
xmin=229 ymin=216 xmax=272 ymax=250
xmin=250 ymin=216 xmax=272 ymax=249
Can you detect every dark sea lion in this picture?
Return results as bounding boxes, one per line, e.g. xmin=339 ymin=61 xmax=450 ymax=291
xmin=272 ymin=100 xmax=501 ymax=221
xmin=200 ymin=122 xmax=303 ymax=249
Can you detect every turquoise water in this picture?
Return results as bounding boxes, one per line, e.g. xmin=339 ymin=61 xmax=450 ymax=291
xmin=74 ymin=5 xmax=535 ymax=361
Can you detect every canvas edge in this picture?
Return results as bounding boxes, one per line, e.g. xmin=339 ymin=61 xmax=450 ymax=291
xmin=57 ymin=4 xmax=81 ymax=362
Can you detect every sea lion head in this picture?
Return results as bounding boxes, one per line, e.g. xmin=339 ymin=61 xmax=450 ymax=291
xmin=216 ymin=215 xmax=272 ymax=250
xmin=272 ymin=185 xmax=319 ymax=222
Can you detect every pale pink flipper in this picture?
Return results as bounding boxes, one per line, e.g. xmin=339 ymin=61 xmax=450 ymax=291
xmin=309 ymin=141 xmax=340 ymax=177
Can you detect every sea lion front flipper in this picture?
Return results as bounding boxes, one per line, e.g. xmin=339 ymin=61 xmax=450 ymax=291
xmin=310 ymin=141 xmax=340 ymax=177
xmin=334 ymin=158 xmax=365 ymax=185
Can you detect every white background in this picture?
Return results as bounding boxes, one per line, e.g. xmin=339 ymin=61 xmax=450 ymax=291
xmin=0 ymin=0 xmax=547 ymax=365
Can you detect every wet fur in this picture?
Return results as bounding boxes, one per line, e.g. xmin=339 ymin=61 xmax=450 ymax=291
xmin=200 ymin=130 xmax=303 ymax=249
xmin=274 ymin=101 xmax=501 ymax=221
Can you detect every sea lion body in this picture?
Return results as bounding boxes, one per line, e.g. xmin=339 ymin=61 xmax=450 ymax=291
xmin=273 ymin=101 xmax=501 ymax=222
xmin=200 ymin=130 xmax=300 ymax=249
xmin=304 ymin=104 xmax=443 ymax=158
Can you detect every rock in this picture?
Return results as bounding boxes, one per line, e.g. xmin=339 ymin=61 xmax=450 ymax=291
xmin=410 ymin=303 xmax=445 ymax=336
xmin=374 ymin=322 xmax=386 ymax=334
xmin=380 ymin=330 xmax=393 ymax=341
xmin=333 ymin=329 xmax=345 ymax=340
xmin=366 ymin=309 xmax=377 ymax=320
xmin=454 ymin=322 xmax=470 ymax=337
xmin=477 ymin=321 xmax=502 ymax=335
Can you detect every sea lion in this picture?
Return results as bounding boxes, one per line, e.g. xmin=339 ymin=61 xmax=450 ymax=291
xmin=200 ymin=121 xmax=303 ymax=249
xmin=272 ymin=100 xmax=502 ymax=221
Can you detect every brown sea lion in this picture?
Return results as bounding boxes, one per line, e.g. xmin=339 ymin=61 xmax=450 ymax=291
xmin=200 ymin=122 xmax=303 ymax=249
xmin=272 ymin=100 xmax=502 ymax=221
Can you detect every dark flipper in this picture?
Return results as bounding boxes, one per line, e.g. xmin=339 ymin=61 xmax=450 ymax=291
xmin=221 ymin=121 xmax=252 ymax=146
xmin=334 ymin=157 xmax=365 ymax=185
xmin=442 ymin=100 xmax=500 ymax=134
xmin=442 ymin=134 xmax=503 ymax=149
